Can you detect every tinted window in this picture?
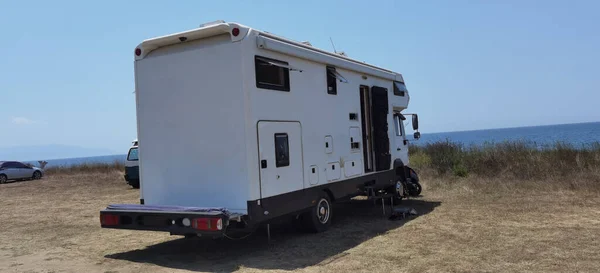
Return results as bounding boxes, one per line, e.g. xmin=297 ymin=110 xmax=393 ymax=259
xmin=326 ymin=66 xmax=337 ymax=95
xmin=255 ymin=56 xmax=290 ymax=91
xmin=4 ymin=162 xmax=18 ymax=168
xmin=274 ymin=133 xmax=290 ymax=167
xmin=127 ymin=148 xmax=139 ymax=161
xmin=394 ymin=81 xmax=407 ymax=96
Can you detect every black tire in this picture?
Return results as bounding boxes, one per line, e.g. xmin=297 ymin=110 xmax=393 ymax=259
xmin=302 ymin=192 xmax=333 ymax=233
xmin=408 ymin=183 xmax=422 ymax=197
xmin=130 ymin=180 xmax=140 ymax=189
xmin=0 ymin=174 xmax=7 ymax=184
xmin=408 ymin=170 xmax=421 ymax=196
xmin=32 ymin=171 xmax=42 ymax=180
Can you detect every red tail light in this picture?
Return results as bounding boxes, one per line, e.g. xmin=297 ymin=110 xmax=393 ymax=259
xmin=192 ymin=218 xmax=223 ymax=231
xmin=100 ymin=214 xmax=120 ymax=226
xmin=231 ymin=27 xmax=240 ymax=37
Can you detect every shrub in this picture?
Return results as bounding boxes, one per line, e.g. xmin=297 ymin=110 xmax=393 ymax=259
xmin=409 ymin=140 xmax=600 ymax=180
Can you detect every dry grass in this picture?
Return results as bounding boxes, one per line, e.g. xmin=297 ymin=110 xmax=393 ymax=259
xmin=1 ymin=168 xmax=599 ymax=272
xmin=410 ymin=141 xmax=600 ymax=188
xmin=42 ymin=161 xmax=125 ymax=175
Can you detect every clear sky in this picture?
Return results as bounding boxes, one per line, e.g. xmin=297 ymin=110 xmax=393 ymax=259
xmin=1 ymin=0 xmax=599 ymax=155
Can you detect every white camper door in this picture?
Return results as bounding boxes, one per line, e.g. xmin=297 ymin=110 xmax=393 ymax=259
xmin=258 ymin=121 xmax=304 ymax=199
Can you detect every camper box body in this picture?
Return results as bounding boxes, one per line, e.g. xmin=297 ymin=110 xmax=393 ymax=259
xmin=105 ymin=22 xmax=413 ymax=233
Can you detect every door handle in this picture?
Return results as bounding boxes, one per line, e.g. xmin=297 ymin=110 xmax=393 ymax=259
xmin=261 ymin=160 xmax=267 ymax=169
xmin=397 ymin=148 xmax=401 ymax=151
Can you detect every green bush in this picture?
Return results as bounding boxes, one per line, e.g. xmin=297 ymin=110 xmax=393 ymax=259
xmin=409 ymin=140 xmax=600 ymax=179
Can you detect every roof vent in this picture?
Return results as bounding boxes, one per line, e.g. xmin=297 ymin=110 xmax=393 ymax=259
xmin=199 ymin=20 xmax=225 ymax=28
xmin=301 ymin=41 xmax=312 ymax=46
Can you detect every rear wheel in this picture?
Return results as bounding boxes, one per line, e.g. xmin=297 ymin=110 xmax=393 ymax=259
xmin=32 ymin=171 xmax=42 ymax=180
xmin=302 ymin=192 xmax=332 ymax=233
xmin=0 ymin=174 xmax=7 ymax=184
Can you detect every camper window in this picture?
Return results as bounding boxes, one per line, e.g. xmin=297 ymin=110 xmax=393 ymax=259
xmin=274 ymin=133 xmax=290 ymax=167
xmin=255 ymin=56 xmax=290 ymax=91
xmin=326 ymin=66 xmax=337 ymax=95
xmin=393 ymin=81 xmax=407 ymax=97
xmin=327 ymin=66 xmax=348 ymax=84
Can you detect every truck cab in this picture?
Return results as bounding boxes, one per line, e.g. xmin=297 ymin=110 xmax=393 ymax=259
xmin=124 ymin=139 xmax=139 ymax=188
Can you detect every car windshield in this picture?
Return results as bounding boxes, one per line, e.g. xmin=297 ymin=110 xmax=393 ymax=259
xmin=127 ymin=147 xmax=139 ymax=161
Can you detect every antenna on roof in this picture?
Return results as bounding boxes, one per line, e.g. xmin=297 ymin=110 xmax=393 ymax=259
xmin=329 ymin=37 xmax=338 ymax=54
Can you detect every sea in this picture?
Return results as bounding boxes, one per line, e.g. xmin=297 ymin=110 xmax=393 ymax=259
xmin=26 ymin=122 xmax=600 ymax=168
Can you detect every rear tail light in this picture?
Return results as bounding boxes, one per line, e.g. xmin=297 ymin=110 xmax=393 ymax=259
xmin=192 ymin=218 xmax=223 ymax=231
xmin=100 ymin=214 xmax=120 ymax=226
xmin=231 ymin=27 xmax=240 ymax=36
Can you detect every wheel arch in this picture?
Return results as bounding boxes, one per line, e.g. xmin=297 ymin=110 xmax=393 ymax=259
xmin=322 ymin=188 xmax=335 ymax=203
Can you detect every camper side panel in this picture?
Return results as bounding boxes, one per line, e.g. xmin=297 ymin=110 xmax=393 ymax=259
xmin=135 ymin=35 xmax=249 ymax=213
xmin=242 ymin=35 xmax=399 ymax=204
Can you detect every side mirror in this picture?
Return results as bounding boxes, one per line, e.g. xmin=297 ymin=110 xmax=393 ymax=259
xmin=412 ymin=114 xmax=419 ymax=130
xmin=413 ymin=132 xmax=421 ymax=139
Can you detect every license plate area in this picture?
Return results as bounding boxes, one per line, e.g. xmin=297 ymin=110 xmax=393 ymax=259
xmin=139 ymin=215 xmax=172 ymax=227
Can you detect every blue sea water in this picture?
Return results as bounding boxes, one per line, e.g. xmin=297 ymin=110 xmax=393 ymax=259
xmin=25 ymin=154 xmax=126 ymax=168
xmin=25 ymin=122 xmax=600 ymax=167
xmin=418 ymin=122 xmax=600 ymax=148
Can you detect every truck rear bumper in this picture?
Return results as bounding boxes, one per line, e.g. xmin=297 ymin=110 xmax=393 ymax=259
xmin=100 ymin=204 xmax=243 ymax=237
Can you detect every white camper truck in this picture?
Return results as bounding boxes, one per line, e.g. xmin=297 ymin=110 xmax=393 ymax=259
xmin=100 ymin=21 xmax=421 ymax=237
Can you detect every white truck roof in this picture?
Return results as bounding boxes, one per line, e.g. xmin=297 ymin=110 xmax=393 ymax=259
xmin=134 ymin=21 xmax=405 ymax=83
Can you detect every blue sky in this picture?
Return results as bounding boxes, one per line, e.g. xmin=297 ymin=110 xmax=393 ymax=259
xmin=1 ymin=0 xmax=599 ymax=156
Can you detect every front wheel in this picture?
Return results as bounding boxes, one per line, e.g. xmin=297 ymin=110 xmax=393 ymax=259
xmin=302 ymin=192 xmax=332 ymax=233
xmin=32 ymin=171 xmax=42 ymax=180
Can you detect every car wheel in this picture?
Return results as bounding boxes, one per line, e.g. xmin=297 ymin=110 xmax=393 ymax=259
xmin=0 ymin=174 xmax=7 ymax=184
xmin=32 ymin=171 xmax=42 ymax=180
xmin=302 ymin=192 xmax=332 ymax=233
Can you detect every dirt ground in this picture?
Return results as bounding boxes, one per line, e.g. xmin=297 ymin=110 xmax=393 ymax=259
xmin=1 ymin=171 xmax=599 ymax=273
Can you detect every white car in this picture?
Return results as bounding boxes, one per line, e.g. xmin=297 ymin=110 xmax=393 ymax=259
xmin=0 ymin=161 xmax=44 ymax=183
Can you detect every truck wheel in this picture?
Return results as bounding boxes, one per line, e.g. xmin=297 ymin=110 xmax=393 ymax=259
xmin=302 ymin=192 xmax=332 ymax=233
xmin=409 ymin=182 xmax=422 ymax=196
xmin=130 ymin=180 xmax=140 ymax=189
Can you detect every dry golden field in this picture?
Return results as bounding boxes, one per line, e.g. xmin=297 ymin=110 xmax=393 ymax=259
xmin=1 ymin=167 xmax=599 ymax=273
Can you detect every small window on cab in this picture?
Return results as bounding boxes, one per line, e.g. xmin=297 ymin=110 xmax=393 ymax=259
xmin=255 ymin=56 xmax=290 ymax=91
xmin=394 ymin=114 xmax=404 ymax=136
